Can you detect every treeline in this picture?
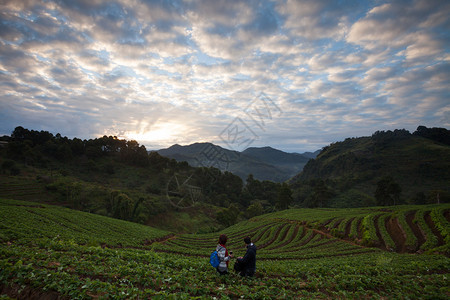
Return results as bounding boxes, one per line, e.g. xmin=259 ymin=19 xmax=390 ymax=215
xmin=3 ymin=126 xmax=173 ymax=168
xmin=0 ymin=126 xmax=293 ymax=229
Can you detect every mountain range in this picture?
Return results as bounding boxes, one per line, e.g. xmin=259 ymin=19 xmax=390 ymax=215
xmin=157 ymin=143 xmax=319 ymax=182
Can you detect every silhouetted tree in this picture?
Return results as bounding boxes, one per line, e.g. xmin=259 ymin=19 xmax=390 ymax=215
xmin=413 ymin=192 xmax=427 ymax=205
xmin=375 ymin=177 xmax=401 ymax=206
xmin=414 ymin=125 xmax=450 ymax=145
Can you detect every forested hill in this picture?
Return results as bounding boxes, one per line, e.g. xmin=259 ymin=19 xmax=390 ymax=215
xmin=289 ymin=126 xmax=450 ymax=208
xmin=0 ymin=126 xmax=296 ymax=233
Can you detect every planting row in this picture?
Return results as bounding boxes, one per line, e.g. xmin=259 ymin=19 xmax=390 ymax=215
xmin=255 ymin=205 xmax=450 ymax=254
xmin=156 ymin=205 xmax=449 ymax=259
xmin=156 ymin=221 xmax=375 ymax=261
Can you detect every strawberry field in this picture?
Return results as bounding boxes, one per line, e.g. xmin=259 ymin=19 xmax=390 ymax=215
xmin=1 ymin=198 xmax=449 ymax=299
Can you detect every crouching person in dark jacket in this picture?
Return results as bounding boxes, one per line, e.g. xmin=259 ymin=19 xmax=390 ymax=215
xmin=236 ymin=236 xmax=256 ymax=277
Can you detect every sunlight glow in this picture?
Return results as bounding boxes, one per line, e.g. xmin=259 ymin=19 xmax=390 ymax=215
xmin=123 ymin=122 xmax=186 ymax=144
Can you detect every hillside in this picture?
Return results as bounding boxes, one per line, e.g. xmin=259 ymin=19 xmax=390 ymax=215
xmin=0 ymin=127 xmax=252 ymax=233
xmin=0 ymin=198 xmax=170 ymax=247
xmin=0 ymin=127 xmax=300 ymax=233
xmin=1 ymin=198 xmax=448 ymax=299
xmin=290 ymin=127 xmax=450 ymax=208
xmin=158 ymin=143 xmax=313 ymax=182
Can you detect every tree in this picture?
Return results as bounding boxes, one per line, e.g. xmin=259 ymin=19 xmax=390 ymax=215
xmin=276 ymin=183 xmax=293 ymax=210
xmin=131 ymin=197 xmax=145 ymax=222
xmin=375 ymin=177 xmax=401 ymax=206
xmin=109 ymin=191 xmax=133 ymax=220
xmin=216 ymin=204 xmax=240 ymax=227
xmin=55 ymin=144 xmax=73 ymax=162
xmin=309 ymin=179 xmax=333 ymax=208
xmin=245 ymin=202 xmax=264 ymax=218
xmin=428 ymin=190 xmax=450 ymax=204
xmin=413 ymin=192 xmax=426 ymax=205
xmin=148 ymin=151 xmax=170 ymax=171
xmin=414 ymin=125 xmax=450 ymax=145
xmin=70 ymin=138 xmax=85 ymax=156
xmin=261 ymin=180 xmax=279 ymax=207
xmin=245 ymin=174 xmax=262 ymax=199
xmin=11 ymin=126 xmax=28 ymax=140
xmin=67 ymin=182 xmax=82 ymax=209
xmin=213 ymin=194 xmax=230 ymax=207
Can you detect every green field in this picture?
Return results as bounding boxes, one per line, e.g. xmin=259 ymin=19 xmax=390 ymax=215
xmin=1 ymin=198 xmax=449 ymax=299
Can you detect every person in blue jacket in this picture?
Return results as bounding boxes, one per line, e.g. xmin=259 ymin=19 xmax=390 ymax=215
xmin=237 ymin=236 xmax=256 ymax=277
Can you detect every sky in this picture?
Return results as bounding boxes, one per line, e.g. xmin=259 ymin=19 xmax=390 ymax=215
xmin=0 ymin=0 xmax=449 ymax=153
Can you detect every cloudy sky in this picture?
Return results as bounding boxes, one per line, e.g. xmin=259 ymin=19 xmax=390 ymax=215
xmin=0 ymin=0 xmax=449 ymax=152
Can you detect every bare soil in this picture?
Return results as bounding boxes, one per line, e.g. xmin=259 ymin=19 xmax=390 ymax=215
xmin=252 ymin=225 xmax=272 ymax=244
xmin=405 ymin=211 xmax=425 ymax=251
xmin=258 ymin=223 xmax=289 ymax=249
xmin=322 ymin=218 xmax=335 ymax=226
xmin=149 ymin=233 xmax=176 ymax=245
xmin=385 ymin=217 xmax=406 ymax=253
xmin=1 ymin=284 xmax=65 ymax=300
xmin=344 ymin=217 xmax=355 ymax=238
xmin=356 ymin=217 xmax=363 ymax=239
xmin=332 ymin=218 xmax=344 ymax=229
xmin=296 ymin=231 xmax=317 ymax=247
xmin=268 ymin=225 xmax=300 ymax=250
xmin=373 ymin=215 xmax=384 ymax=249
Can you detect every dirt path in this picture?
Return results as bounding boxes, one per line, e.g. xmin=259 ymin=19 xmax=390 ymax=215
xmin=385 ymin=217 xmax=406 ymax=253
xmin=373 ymin=215 xmax=384 ymax=249
xmin=145 ymin=234 xmax=176 ymax=245
xmin=344 ymin=217 xmax=355 ymax=238
xmin=356 ymin=217 xmax=363 ymax=239
xmin=406 ymin=211 xmax=425 ymax=251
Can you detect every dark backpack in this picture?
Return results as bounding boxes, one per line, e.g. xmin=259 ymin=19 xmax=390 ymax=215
xmin=209 ymin=250 xmax=220 ymax=268
xmin=234 ymin=260 xmax=243 ymax=272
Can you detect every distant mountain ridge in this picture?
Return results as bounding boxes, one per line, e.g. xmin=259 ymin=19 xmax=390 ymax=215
xmin=157 ymin=143 xmax=317 ymax=182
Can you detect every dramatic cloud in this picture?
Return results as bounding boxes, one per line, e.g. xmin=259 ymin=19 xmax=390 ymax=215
xmin=0 ymin=0 xmax=449 ymax=152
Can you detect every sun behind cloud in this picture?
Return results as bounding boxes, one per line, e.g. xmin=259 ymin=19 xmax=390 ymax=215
xmin=122 ymin=121 xmax=186 ymax=148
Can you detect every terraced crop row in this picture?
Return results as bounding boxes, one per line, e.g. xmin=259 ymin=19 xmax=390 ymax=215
xmin=154 ymin=205 xmax=449 ymax=258
xmin=156 ymin=220 xmax=380 ymax=261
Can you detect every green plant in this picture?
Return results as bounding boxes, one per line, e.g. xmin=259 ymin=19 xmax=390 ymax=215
xmin=1 ymin=200 xmax=449 ymax=299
